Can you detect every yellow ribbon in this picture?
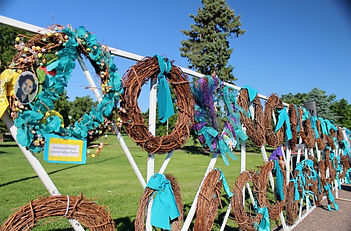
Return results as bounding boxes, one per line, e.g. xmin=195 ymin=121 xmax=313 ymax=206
xmin=41 ymin=110 xmax=65 ymax=127
xmin=0 ymin=69 xmax=20 ymax=117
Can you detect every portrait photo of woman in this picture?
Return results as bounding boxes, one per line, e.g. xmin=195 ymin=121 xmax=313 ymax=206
xmin=15 ymin=71 xmax=38 ymax=104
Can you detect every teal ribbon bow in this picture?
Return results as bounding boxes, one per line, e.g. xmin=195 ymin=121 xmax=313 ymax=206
xmin=325 ymin=119 xmax=337 ymax=133
xmin=146 ymin=173 xmax=180 ymax=230
xmin=275 ymin=107 xmax=292 ymax=140
xmin=242 ymin=85 xmax=258 ymax=103
xmin=273 ymin=160 xmax=285 ymax=201
xmin=253 ymin=204 xmax=270 ymax=231
xmin=301 ymin=107 xmax=309 ymax=122
xmin=199 ymin=126 xmax=219 ymax=152
xmin=215 ymin=168 xmax=233 ymax=197
xmin=324 ymin=183 xmax=339 ymax=211
xmin=155 ymin=55 xmax=174 ymax=123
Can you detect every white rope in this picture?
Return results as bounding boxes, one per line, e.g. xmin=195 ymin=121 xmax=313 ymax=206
xmin=64 ymin=195 xmax=70 ymax=216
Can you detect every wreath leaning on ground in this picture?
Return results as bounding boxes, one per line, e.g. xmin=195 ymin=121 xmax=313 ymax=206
xmin=7 ymin=25 xmax=123 ymax=153
xmin=120 ymin=56 xmax=193 ymax=154
xmin=0 ymin=194 xmax=115 ymax=231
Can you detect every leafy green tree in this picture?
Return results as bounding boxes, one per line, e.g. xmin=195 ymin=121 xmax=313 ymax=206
xmin=281 ymin=92 xmax=308 ymax=106
xmin=180 ymin=0 xmax=245 ymax=82
xmin=53 ymin=92 xmax=71 ymax=126
xmin=69 ymin=96 xmax=95 ymax=123
xmin=0 ymin=24 xmax=29 ymax=72
xmin=331 ymin=99 xmax=351 ymax=129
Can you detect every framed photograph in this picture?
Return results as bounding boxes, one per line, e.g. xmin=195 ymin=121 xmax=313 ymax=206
xmin=14 ymin=71 xmax=38 ymax=104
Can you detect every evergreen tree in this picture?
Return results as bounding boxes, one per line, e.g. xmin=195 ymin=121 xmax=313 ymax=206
xmin=306 ymin=88 xmax=339 ymax=120
xmin=180 ymin=0 xmax=244 ymax=82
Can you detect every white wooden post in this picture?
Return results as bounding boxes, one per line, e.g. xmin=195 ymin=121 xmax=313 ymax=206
xmin=181 ymin=153 xmax=219 ymax=231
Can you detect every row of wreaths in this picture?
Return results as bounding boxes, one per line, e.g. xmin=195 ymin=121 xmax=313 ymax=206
xmin=2 ymin=151 xmax=350 ymax=230
xmin=5 ymin=25 xmax=351 ymax=160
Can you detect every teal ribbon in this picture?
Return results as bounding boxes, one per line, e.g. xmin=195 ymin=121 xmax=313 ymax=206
xmin=301 ymin=107 xmax=309 ymax=122
xmin=290 ymin=178 xmax=300 ymax=201
xmin=217 ymin=139 xmax=238 ymax=166
xmin=146 ymin=173 xmax=180 ymax=230
xmin=253 ymin=204 xmax=270 ymax=231
xmin=324 ymin=182 xmax=339 ymax=211
xmin=311 ymin=115 xmax=319 ymax=138
xmin=275 ymin=107 xmax=292 ymax=140
xmin=227 ymin=116 xmax=248 ymax=144
xmin=345 ymin=168 xmax=351 ymax=184
xmin=319 ymin=117 xmax=328 ymax=135
xmin=155 ymin=55 xmax=174 ymax=123
xmin=242 ymin=85 xmax=258 ymax=103
xmin=325 ymin=119 xmax=337 ymax=133
xmin=295 ymin=105 xmax=300 ymax=133
xmin=215 ymin=168 xmax=233 ymax=197
xmin=273 ymin=160 xmax=285 ymax=201
xmin=341 ymin=140 xmax=351 ymax=155
xmin=199 ymin=126 xmax=218 ymax=152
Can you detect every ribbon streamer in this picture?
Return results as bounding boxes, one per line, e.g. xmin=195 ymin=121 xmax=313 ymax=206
xmin=155 ymin=55 xmax=174 ymax=123
xmin=273 ymin=160 xmax=285 ymax=201
xmin=275 ymin=107 xmax=292 ymax=140
xmin=146 ymin=173 xmax=180 ymax=230
xmin=242 ymin=85 xmax=258 ymax=103
xmin=253 ymin=204 xmax=270 ymax=231
xmin=215 ymin=168 xmax=233 ymax=197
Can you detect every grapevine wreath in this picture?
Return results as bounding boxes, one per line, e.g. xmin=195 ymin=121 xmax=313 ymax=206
xmin=1 ymin=194 xmax=115 ymax=231
xmin=135 ymin=174 xmax=183 ymax=231
xmin=6 ymin=25 xmax=123 ymax=153
xmin=237 ymin=87 xmax=266 ymax=147
xmin=120 ymin=56 xmax=194 ymax=154
xmin=194 ymin=168 xmax=233 ymax=231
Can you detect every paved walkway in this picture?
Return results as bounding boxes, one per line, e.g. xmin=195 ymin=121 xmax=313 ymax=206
xmin=290 ymin=183 xmax=351 ymax=231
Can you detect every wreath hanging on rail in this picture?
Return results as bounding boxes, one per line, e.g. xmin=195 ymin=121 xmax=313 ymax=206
xmin=1 ymin=194 xmax=115 ymax=231
xmin=192 ymin=75 xmax=247 ymax=165
xmin=120 ymin=56 xmax=194 ymax=154
xmin=3 ymin=25 xmax=123 ymax=153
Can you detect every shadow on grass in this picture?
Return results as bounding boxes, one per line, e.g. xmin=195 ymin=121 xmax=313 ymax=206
xmin=0 ymin=143 xmax=18 ymax=147
xmin=0 ymin=156 xmax=117 ymax=187
xmin=114 ymin=216 xmax=134 ymax=230
xmin=181 ymin=145 xmax=210 ymax=156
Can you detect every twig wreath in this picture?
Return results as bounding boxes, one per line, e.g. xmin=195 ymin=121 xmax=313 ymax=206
xmin=263 ymin=94 xmax=285 ymax=148
xmin=6 ymin=25 xmax=123 ymax=152
xmin=253 ymin=160 xmax=287 ymax=220
xmin=0 ymin=194 xmax=115 ymax=231
xmin=192 ymin=75 xmax=247 ymax=165
xmin=194 ymin=168 xmax=233 ymax=231
xmin=231 ymin=170 xmax=264 ymax=231
xmin=134 ymin=174 xmax=183 ymax=231
xmin=120 ymin=56 xmax=193 ymax=154
xmin=237 ymin=87 xmax=266 ymax=147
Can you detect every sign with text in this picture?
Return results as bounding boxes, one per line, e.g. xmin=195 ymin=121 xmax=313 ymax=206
xmin=44 ymin=135 xmax=87 ymax=164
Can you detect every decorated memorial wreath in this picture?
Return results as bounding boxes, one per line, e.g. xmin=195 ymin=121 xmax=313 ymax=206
xmin=192 ymin=75 xmax=247 ymax=165
xmin=0 ymin=194 xmax=115 ymax=231
xmin=3 ymin=25 xmax=123 ymax=153
xmin=120 ymin=56 xmax=193 ymax=154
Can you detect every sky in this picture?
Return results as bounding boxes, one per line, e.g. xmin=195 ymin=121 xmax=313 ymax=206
xmin=1 ymin=0 xmax=351 ymax=112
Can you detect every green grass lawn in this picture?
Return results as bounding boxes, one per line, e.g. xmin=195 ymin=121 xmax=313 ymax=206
xmin=0 ymin=135 xmax=265 ymax=230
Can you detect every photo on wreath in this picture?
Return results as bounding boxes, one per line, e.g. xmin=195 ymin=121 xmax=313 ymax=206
xmin=14 ymin=71 xmax=38 ymax=104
